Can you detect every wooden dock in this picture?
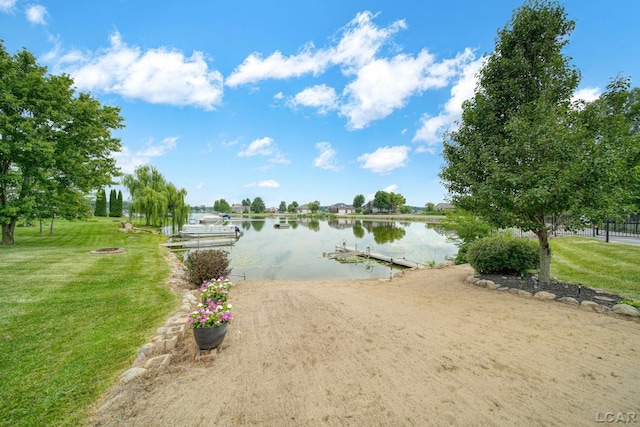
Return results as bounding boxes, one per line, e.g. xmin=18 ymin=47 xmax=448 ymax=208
xmin=329 ymin=244 xmax=422 ymax=269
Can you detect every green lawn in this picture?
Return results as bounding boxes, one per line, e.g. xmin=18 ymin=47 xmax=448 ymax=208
xmin=0 ymin=218 xmax=177 ymax=427
xmin=550 ymin=237 xmax=640 ymax=300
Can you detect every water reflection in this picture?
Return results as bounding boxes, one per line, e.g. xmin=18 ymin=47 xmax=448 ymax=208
xmin=172 ymin=217 xmax=457 ymax=281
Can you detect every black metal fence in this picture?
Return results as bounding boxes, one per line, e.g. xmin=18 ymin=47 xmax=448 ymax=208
xmin=513 ymin=214 xmax=640 ymax=242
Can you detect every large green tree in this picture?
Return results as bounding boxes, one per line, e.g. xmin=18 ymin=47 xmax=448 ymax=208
xmin=353 ymin=194 xmax=365 ymax=211
xmin=213 ymin=199 xmax=231 ymax=213
xmin=0 ymin=44 xmax=123 ymax=244
xmin=373 ymin=191 xmax=406 ymax=213
xmin=250 ymin=197 xmax=265 ymax=213
xmin=440 ymin=1 xmax=639 ymax=285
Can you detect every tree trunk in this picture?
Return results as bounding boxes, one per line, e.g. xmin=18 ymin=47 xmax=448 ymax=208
xmin=536 ymin=228 xmax=552 ymax=286
xmin=1 ymin=220 xmax=16 ymax=245
xmin=49 ymin=217 xmax=55 ymax=234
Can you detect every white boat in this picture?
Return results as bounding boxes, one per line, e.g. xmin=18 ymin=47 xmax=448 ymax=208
xmin=179 ymin=215 xmax=242 ymax=238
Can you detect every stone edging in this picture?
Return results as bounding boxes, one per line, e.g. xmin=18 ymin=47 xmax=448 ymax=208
xmin=465 ymin=275 xmax=640 ymax=318
xmin=118 ymin=251 xmax=200 ymax=384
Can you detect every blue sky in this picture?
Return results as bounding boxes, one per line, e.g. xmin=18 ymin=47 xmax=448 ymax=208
xmin=1 ymin=1 xmax=638 ymax=209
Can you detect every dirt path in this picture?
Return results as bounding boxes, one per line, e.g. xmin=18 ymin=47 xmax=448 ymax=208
xmin=91 ymin=265 xmax=640 ymax=426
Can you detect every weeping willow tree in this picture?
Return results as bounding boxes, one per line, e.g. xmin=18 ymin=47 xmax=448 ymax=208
xmin=123 ymin=165 xmax=188 ymax=228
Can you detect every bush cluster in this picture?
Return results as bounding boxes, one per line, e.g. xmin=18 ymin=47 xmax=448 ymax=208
xmin=467 ymin=235 xmax=539 ymax=275
xmin=185 ymin=249 xmax=232 ymax=287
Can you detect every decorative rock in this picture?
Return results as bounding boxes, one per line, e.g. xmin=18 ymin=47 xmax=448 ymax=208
xmin=580 ymin=301 xmax=608 ymax=313
xmin=465 ymin=275 xmax=479 ymax=284
xmin=593 ymin=295 xmax=616 ymax=303
xmin=120 ymin=367 xmax=147 ymax=384
xmin=486 ymin=282 xmax=501 ymax=290
xmin=179 ymin=303 xmax=192 ymax=312
xmin=517 ymin=290 xmax=532 ymax=298
xmin=580 ymin=301 xmax=599 ymax=310
xmin=156 ymin=326 xmax=168 ymax=335
xmin=166 ymin=324 xmax=186 ymax=338
xmin=508 ymin=288 xmax=520 ymax=294
xmin=163 ymin=335 xmax=178 ymax=351
xmin=611 ymin=304 xmax=640 ymax=318
xmin=131 ymin=351 xmax=147 ymax=368
xmin=140 ymin=343 xmax=155 ymax=355
xmin=534 ymin=291 xmax=556 ymax=300
xmin=475 ymin=279 xmax=488 ymax=288
xmin=144 ymin=354 xmax=171 ymax=370
xmin=496 ymin=287 xmax=510 ymax=292
xmin=557 ymin=297 xmax=579 ymax=306
xmin=168 ymin=315 xmax=191 ymax=326
xmin=593 ymin=304 xmax=609 ymax=314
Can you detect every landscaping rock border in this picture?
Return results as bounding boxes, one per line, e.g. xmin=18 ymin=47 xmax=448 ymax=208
xmin=466 ymin=274 xmax=640 ymax=318
xmin=118 ymin=251 xmax=201 ymax=384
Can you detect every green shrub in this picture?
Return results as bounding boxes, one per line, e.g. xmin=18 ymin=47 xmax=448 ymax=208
xmin=185 ymin=249 xmax=232 ymax=287
xmin=467 ymin=235 xmax=539 ymax=275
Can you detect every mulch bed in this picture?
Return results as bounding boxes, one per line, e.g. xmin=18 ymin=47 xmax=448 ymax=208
xmin=478 ymin=274 xmax=626 ymax=307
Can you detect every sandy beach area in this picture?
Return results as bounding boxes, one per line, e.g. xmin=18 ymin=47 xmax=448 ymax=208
xmin=91 ymin=265 xmax=640 ymax=426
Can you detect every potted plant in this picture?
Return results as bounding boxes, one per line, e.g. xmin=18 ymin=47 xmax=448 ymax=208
xmin=189 ymin=279 xmax=234 ymax=350
xmin=200 ymin=277 xmax=233 ymax=304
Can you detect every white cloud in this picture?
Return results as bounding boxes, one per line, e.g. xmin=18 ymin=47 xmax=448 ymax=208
xmin=312 ymin=142 xmax=340 ymax=171
xmin=341 ymin=49 xmax=474 ymax=130
xmin=366 ymin=185 xmax=397 ymax=202
xmin=330 ymin=11 xmax=406 ymax=76
xmin=357 ymin=145 xmax=410 ymax=174
xmin=226 ymin=11 xmax=403 ymax=88
xmin=572 ymin=87 xmax=601 ymax=103
xmin=382 ymin=184 xmax=398 ymax=193
xmin=113 ymin=136 xmax=178 ymax=174
xmin=258 ymin=180 xmax=280 ymax=188
xmin=244 ymin=179 xmax=280 ymax=188
xmin=0 ymin=0 xmax=16 ymax=13
xmin=288 ymin=85 xmax=338 ymax=114
xmin=52 ymin=32 xmax=223 ymax=110
xmin=226 ymin=11 xmax=475 ymax=129
xmin=238 ymin=137 xmax=275 ymax=157
xmin=413 ymin=56 xmax=484 ymax=151
xmin=225 ymin=44 xmax=328 ymax=87
xmin=25 ymin=4 xmax=47 ymax=24
xmin=237 ymin=136 xmax=290 ymax=165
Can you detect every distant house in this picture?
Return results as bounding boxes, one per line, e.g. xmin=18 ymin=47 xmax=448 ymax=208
xmin=327 ymin=203 xmax=354 ymax=214
xmin=231 ymin=204 xmax=247 ymax=214
xmin=363 ymin=201 xmax=381 ymax=214
xmin=267 ymin=207 xmax=278 ymax=213
xmin=434 ymin=203 xmax=456 ymax=212
xmin=297 ymin=204 xmax=311 ymax=214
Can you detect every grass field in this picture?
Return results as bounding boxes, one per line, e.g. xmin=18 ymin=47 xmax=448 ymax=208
xmin=550 ymin=237 xmax=640 ymax=300
xmin=0 ymin=218 xmax=177 ymax=427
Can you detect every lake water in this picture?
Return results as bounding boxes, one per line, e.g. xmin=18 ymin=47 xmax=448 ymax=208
xmin=168 ymin=217 xmax=458 ymax=281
